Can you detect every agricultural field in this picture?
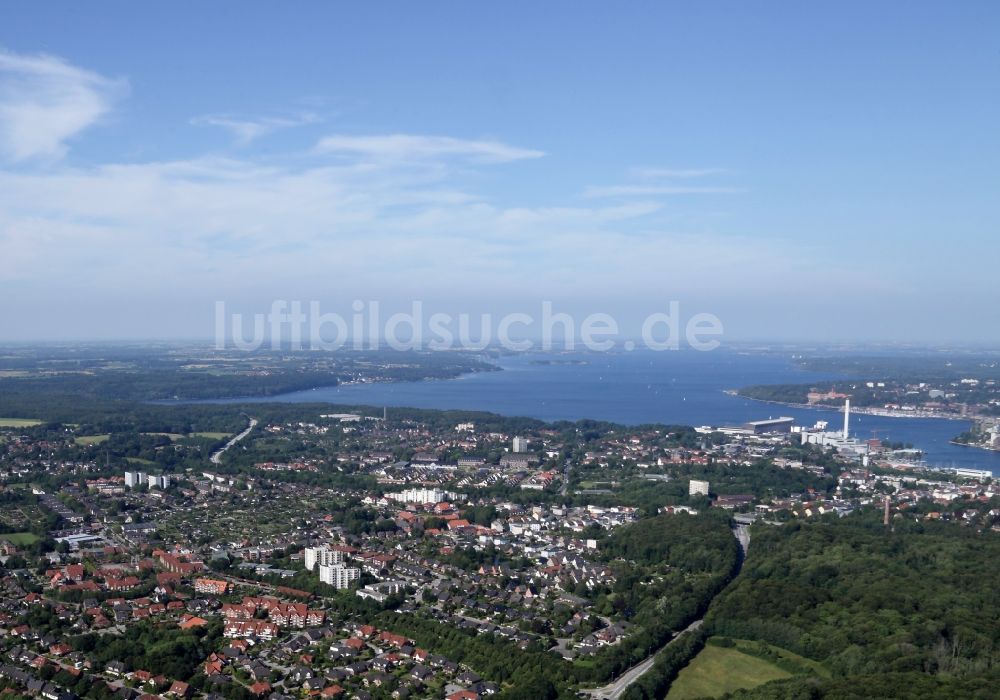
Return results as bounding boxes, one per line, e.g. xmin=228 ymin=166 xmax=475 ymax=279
xmin=141 ymin=431 xmax=230 ymax=440
xmin=0 ymin=418 xmax=43 ymax=427
xmin=0 ymin=532 xmax=41 ymax=546
xmin=142 ymin=432 xmax=187 ymax=441
xmin=577 ymin=480 xmax=616 ymax=489
xmin=667 ymin=638 xmax=826 ymax=699
xmin=74 ymin=434 xmax=111 ymax=445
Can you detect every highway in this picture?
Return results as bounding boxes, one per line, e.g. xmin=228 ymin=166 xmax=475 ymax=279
xmin=733 ymin=523 xmax=751 ymax=554
xmin=210 ymin=416 xmax=258 ymax=464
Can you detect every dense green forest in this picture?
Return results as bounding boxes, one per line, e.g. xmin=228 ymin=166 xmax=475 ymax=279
xmin=601 ymin=511 xmax=738 ymax=572
xmin=737 ymin=384 xmax=813 ymax=404
xmin=725 ymin=669 xmax=1000 ymax=700
xmin=702 ymin=514 xmax=1000 ymax=690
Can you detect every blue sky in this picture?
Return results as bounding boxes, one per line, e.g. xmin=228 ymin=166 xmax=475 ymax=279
xmin=1 ymin=2 xmax=998 ymax=342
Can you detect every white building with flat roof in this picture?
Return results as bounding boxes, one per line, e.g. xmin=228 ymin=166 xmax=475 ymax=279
xmin=148 ymin=474 xmax=170 ymax=489
xmin=952 ymin=467 xmax=992 ymax=481
xmin=304 ymin=545 xmax=345 ymax=570
xmin=319 ymin=564 xmax=360 ymax=589
xmin=389 ymin=487 xmax=455 ymax=505
xmin=689 ymin=479 xmax=710 ymax=497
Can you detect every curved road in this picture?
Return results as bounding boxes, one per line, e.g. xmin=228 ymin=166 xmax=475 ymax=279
xmin=210 ymin=417 xmax=258 ymax=464
xmin=582 ymin=524 xmax=750 ymax=699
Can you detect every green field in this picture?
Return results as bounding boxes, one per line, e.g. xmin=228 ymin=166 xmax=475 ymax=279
xmin=74 ymin=434 xmax=110 ymax=445
xmin=0 ymin=532 xmax=41 ymax=546
xmin=578 ymin=480 xmax=615 ymax=489
xmin=142 ymin=432 xmax=187 ymax=441
xmin=666 ymin=639 xmax=825 ymax=699
xmin=139 ymin=431 xmax=231 ymax=441
xmin=0 ymin=418 xmax=43 ymax=427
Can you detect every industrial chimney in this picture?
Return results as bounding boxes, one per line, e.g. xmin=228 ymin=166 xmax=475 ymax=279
xmin=843 ymin=399 xmax=851 ymax=439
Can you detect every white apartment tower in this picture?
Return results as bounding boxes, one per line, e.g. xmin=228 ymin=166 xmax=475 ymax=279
xmin=689 ymin=479 xmax=710 ymax=497
xmin=147 ymin=474 xmax=170 ymax=489
xmin=319 ymin=564 xmax=360 ymax=589
xmin=304 ymin=545 xmax=345 ymax=571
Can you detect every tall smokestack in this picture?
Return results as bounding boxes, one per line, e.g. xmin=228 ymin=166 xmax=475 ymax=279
xmin=843 ymin=399 xmax=850 ymax=439
xmin=883 ymin=496 xmax=890 ymax=526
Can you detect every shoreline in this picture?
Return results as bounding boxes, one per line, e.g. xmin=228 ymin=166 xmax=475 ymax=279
xmin=949 ymin=439 xmax=1000 ymax=454
xmin=151 ymin=364 xmax=502 ymax=404
xmin=726 ymin=390 xmax=970 ymax=422
xmin=730 ymin=390 xmax=1000 ymax=470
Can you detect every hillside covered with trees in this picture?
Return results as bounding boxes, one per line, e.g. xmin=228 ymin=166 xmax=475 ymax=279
xmin=698 ymin=514 xmax=1000 ymax=696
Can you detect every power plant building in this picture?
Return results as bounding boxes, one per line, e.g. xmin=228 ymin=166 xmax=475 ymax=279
xmin=799 ymin=400 xmax=868 ymax=462
xmin=743 ymin=417 xmax=795 ymax=434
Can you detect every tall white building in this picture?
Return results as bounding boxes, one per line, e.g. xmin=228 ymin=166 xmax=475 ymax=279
xmin=304 ymin=545 xmax=345 ymax=571
xmin=512 ymin=436 xmax=528 ymax=453
xmin=125 ymin=471 xmax=167 ymax=489
xmin=689 ymin=479 xmax=710 ymax=497
xmin=389 ymin=487 xmax=453 ymax=505
xmin=147 ymin=474 xmax=170 ymax=489
xmin=319 ymin=564 xmax=360 ymax=589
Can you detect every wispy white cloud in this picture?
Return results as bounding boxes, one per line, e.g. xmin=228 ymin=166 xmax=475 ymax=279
xmin=584 ymin=184 xmax=739 ymax=198
xmin=191 ymin=112 xmax=321 ymax=145
xmin=0 ymin=48 xmax=124 ymax=162
xmin=0 ymin=143 xmax=893 ymax=341
xmin=584 ymin=166 xmax=739 ymax=198
xmin=0 ymin=152 xmax=814 ymax=303
xmin=629 ymin=167 xmax=727 ymax=179
xmin=315 ymin=133 xmax=545 ymax=163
